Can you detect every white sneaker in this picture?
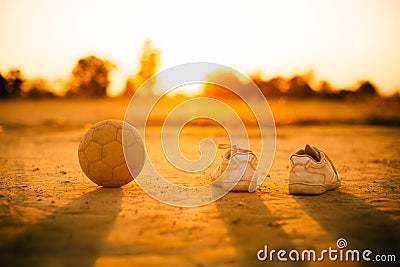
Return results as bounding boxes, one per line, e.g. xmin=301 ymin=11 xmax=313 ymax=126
xmin=211 ymin=144 xmax=258 ymax=192
xmin=289 ymin=144 xmax=341 ymax=195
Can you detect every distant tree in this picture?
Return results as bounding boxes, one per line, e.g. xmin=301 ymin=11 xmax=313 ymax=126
xmin=25 ymin=88 xmax=57 ymax=99
xmin=202 ymin=69 xmax=255 ymax=99
xmin=66 ymin=55 xmax=113 ymax=98
xmin=123 ymin=40 xmax=160 ymax=97
xmin=0 ymin=74 xmax=7 ymax=99
xmin=318 ymin=81 xmax=334 ymax=99
xmin=390 ymin=91 xmax=400 ymax=99
xmin=286 ymin=75 xmax=317 ymax=99
xmin=22 ymin=78 xmax=57 ymax=99
xmin=3 ymin=69 xmax=24 ymax=98
xmin=355 ymin=81 xmax=379 ymax=99
xmin=336 ymin=89 xmax=356 ymax=100
xmin=319 ymin=81 xmax=332 ymax=94
xmin=251 ymin=75 xmax=284 ymax=99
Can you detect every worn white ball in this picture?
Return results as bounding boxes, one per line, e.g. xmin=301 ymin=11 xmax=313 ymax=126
xmin=78 ymin=119 xmax=145 ymax=187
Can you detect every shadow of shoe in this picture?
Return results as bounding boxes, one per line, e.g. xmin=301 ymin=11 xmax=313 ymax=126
xmin=293 ymin=191 xmax=399 ymax=267
xmin=215 ymin=191 xmax=306 ymax=267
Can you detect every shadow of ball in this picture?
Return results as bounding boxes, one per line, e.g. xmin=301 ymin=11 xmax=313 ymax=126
xmin=78 ymin=119 xmax=145 ymax=187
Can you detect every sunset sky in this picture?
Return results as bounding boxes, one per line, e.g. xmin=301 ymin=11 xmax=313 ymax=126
xmin=0 ymin=0 xmax=399 ymax=95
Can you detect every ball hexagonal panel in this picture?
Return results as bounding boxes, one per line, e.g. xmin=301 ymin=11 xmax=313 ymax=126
xmin=89 ymin=161 xmax=112 ymax=184
xmin=85 ymin=141 xmax=102 ymax=162
xmin=91 ymin=120 xmax=108 ymax=129
xmin=123 ymin=129 xmax=137 ymax=147
xmin=125 ymin=143 xmax=145 ymax=178
xmin=116 ymin=128 xmax=122 ymax=143
xmin=102 ymin=140 xmax=125 ymax=168
xmin=92 ymin=123 xmax=117 ymax=145
xmin=113 ymin=163 xmax=133 ymax=181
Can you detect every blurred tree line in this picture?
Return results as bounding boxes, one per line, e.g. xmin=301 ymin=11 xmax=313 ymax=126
xmin=0 ymin=40 xmax=160 ymax=100
xmin=202 ymin=69 xmax=395 ymax=101
xmin=249 ymin=73 xmax=384 ymax=101
xmin=0 ymin=39 xmax=398 ymax=101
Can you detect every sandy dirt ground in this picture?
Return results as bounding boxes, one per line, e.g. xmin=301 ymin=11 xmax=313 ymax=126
xmin=0 ymin=100 xmax=399 ymax=267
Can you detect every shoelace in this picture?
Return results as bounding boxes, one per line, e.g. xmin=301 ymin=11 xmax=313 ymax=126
xmin=218 ymin=143 xmax=258 ymax=169
xmin=218 ymin=143 xmax=253 ymax=154
xmin=312 ymin=146 xmax=339 ymax=176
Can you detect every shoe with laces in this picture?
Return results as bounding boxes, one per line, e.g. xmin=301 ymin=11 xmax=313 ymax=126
xmin=211 ymin=144 xmax=258 ymax=192
xmin=289 ymin=144 xmax=341 ymax=195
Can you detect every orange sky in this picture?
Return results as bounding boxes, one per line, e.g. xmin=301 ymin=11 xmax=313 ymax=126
xmin=0 ymin=0 xmax=399 ymax=95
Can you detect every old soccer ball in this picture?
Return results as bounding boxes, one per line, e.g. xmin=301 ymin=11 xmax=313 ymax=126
xmin=78 ymin=119 xmax=145 ymax=187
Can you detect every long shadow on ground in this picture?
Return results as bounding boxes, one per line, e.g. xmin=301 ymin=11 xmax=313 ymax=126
xmin=215 ymin=191 xmax=305 ymax=267
xmin=294 ymin=191 xmax=399 ymax=267
xmin=0 ymin=188 xmax=122 ymax=267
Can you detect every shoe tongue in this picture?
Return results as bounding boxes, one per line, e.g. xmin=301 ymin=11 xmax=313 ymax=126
xmin=304 ymin=144 xmax=321 ymax=162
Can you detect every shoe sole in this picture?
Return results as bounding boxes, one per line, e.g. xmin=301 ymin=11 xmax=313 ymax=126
xmin=289 ymin=183 xmax=326 ymax=195
xmin=289 ymin=180 xmax=341 ymax=195
xmin=222 ymin=180 xmax=257 ymax=192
